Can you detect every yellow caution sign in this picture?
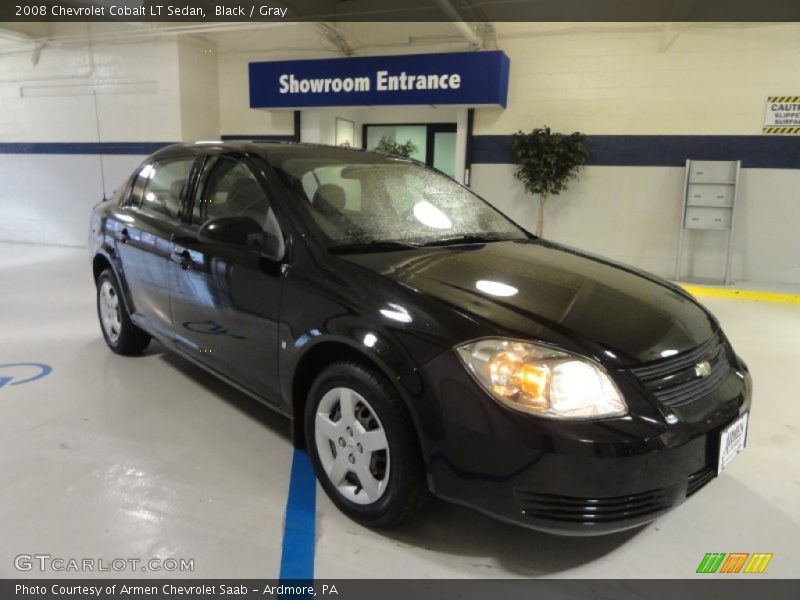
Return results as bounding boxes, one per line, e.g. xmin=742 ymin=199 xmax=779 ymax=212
xmin=764 ymin=96 xmax=800 ymax=134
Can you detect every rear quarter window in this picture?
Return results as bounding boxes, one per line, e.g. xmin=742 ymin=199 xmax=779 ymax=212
xmin=129 ymin=157 xmax=195 ymax=220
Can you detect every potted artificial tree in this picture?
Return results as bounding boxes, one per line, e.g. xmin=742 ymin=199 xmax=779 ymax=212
xmin=375 ymin=136 xmax=418 ymax=158
xmin=512 ymin=127 xmax=589 ymax=237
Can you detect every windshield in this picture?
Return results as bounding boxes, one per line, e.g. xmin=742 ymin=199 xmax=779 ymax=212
xmin=273 ymin=151 xmax=527 ymax=249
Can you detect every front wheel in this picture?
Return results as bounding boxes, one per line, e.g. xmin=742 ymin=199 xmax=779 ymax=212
xmin=305 ymin=361 xmax=428 ymax=527
xmin=96 ymin=269 xmax=150 ymax=355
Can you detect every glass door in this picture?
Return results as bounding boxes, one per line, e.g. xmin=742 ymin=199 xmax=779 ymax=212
xmin=363 ymin=123 xmax=457 ymax=178
xmin=430 ymin=125 xmax=456 ymax=178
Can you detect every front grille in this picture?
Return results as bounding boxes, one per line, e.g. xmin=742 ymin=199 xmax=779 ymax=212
xmin=630 ymin=334 xmax=730 ymax=408
xmin=686 ymin=466 xmax=716 ymax=497
xmin=514 ymin=489 xmax=668 ymax=523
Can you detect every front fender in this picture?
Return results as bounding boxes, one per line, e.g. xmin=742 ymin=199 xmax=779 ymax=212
xmin=91 ymin=205 xmax=136 ymax=318
xmin=283 ymin=326 xmax=450 ymax=460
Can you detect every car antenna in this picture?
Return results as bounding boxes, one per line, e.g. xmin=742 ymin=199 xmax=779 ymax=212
xmin=92 ymin=89 xmax=108 ymax=201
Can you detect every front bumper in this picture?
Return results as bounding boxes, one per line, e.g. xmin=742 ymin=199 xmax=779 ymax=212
xmin=413 ymin=350 xmax=752 ymax=535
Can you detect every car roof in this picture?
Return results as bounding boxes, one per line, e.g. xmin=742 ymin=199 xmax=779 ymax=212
xmin=151 ymin=141 xmax=415 ymax=168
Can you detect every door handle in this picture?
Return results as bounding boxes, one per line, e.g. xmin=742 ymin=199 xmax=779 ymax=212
xmin=170 ymin=248 xmax=192 ymax=270
xmin=115 ymin=228 xmax=130 ymax=243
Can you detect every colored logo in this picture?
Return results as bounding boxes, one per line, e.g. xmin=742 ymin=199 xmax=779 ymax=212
xmin=182 ymin=320 xmax=246 ymax=340
xmin=696 ymin=552 xmax=773 ymax=574
xmin=0 ymin=363 xmax=53 ymax=389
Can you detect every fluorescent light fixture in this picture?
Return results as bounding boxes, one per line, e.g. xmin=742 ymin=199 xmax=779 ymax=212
xmin=20 ymin=81 xmax=158 ymax=97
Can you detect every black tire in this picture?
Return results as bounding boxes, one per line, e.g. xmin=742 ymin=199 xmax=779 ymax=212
xmin=96 ymin=268 xmax=150 ymax=356
xmin=305 ymin=360 xmax=428 ymax=527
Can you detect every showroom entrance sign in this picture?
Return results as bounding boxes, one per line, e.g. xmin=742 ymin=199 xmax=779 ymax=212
xmin=249 ymin=51 xmax=510 ymax=109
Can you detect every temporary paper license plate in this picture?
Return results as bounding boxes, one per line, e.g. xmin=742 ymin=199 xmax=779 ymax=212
xmin=718 ymin=412 xmax=748 ymax=473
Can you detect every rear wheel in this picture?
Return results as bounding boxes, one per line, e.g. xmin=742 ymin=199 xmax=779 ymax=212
xmin=305 ymin=361 xmax=428 ymax=527
xmin=96 ymin=269 xmax=150 ymax=355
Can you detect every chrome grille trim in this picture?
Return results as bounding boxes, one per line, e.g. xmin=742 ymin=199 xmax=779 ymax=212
xmin=630 ymin=334 xmax=730 ymax=408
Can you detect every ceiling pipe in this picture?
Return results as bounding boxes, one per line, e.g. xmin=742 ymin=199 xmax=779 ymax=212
xmin=316 ymin=23 xmax=354 ymax=56
xmin=0 ymin=24 xmax=95 ymax=83
xmin=0 ymin=30 xmax=33 ymax=43
xmin=434 ymin=0 xmax=482 ymax=49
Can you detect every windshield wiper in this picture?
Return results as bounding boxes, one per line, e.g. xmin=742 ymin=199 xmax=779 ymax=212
xmin=328 ymin=239 xmax=421 ymax=254
xmin=421 ymin=233 xmax=519 ymax=247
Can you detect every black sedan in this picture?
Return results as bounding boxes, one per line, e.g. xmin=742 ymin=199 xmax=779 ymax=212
xmin=89 ymin=142 xmax=751 ymax=534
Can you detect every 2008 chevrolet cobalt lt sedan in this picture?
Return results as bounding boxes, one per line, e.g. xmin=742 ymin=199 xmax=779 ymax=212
xmin=90 ymin=142 xmax=751 ymax=534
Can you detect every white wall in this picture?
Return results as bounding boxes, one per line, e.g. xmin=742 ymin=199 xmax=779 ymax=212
xmin=477 ymin=22 xmax=800 ymax=135
xmin=0 ymin=154 xmax=147 ymax=246
xmin=470 ymin=23 xmax=800 ymax=285
xmin=300 ymin=108 xmax=363 ymax=147
xmin=178 ymin=38 xmax=221 ymax=142
xmin=217 ymin=52 xmax=294 ymax=137
xmin=0 ymin=38 xmax=182 ymax=143
xmin=0 ymin=34 xmax=228 ymax=247
xmin=472 ymin=164 xmax=800 ymax=285
xmin=0 ymin=36 xmax=185 ymax=246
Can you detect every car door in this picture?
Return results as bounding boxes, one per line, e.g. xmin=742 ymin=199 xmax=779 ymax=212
xmin=113 ymin=155 xmax=197 ymax=340
xmin=168 ymin=153 xmax=286 ymax=404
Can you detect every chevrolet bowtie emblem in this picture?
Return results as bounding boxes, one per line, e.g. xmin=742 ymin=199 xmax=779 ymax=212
xmin=695 ymin=360 xmax=712 ymax=378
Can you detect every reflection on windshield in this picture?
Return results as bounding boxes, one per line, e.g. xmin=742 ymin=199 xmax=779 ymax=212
xmin=413 ymin=200 xmax=452 ymax=229
xmin=276 ymin=157 xmax=527 ymax=248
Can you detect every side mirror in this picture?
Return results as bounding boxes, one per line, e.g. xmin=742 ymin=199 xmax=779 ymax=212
xmin=199 ymin=216 xmax=263 ymax=245
xmin=199 ymin=216 xmax=284 ymax=260
xmin=246 ymin=230 xmax=283 ymax=260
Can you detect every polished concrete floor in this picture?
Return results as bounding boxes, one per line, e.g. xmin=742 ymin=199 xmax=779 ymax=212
xmin=1 ymin=242 xmax=798 ymax=578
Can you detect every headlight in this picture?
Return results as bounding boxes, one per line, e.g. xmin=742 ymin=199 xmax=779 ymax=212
xmin=456 ymin=338 xmax=627 ymax=419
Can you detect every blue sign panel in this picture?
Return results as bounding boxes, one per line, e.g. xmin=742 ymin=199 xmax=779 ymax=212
xmin=249 ymin=51 xmax=510 ymax=109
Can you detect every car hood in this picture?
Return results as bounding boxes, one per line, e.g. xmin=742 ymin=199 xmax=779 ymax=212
xmin=340 ymin=239 xmax=717 ymax=365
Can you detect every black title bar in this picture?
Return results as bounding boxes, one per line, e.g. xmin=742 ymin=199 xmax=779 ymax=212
xmin=4 ymin=579 xmax=800 ymax=600
xmin=3 ymin=0 xmax=800 ymax=22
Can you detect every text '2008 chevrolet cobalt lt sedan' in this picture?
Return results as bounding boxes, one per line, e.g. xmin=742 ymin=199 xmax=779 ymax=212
xmin=90 ymin=142 xmax=751 ymax=534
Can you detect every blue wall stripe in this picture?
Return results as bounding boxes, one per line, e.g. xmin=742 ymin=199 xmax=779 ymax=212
xmin=473 ymin=135 xmax=800 ymax=169
xmin=0 ymin=138 xmax=296 ymax=154
xmin=0 ymin=142 xmax=176 ymax=155
xmin=5 ymin=135 xmax=797 ymax=169
xmin=279 ymin=449 xmax=317 ymax=583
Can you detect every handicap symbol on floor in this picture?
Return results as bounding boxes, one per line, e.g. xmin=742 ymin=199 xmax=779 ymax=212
xmin=0 ymin=363 xmax=53 ymax=389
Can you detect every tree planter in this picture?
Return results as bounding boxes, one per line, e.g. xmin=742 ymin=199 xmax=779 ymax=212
xmin=512 ymin=127 xmax=588 ymax=237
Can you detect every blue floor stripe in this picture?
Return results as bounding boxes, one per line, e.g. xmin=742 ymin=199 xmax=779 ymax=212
xmin=279 ymin=449 xmax=317 ymax=583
